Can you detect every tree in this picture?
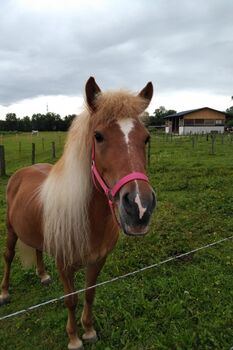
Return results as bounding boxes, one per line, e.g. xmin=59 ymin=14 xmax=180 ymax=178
xmin=0 ymin=119 xmax=6 ymax=131
xmin=150 ymin=106 xmax=177 ymax=126
xmin=140 ymin=111 xmax=150 ymax=127
xmin=5 ymin=113 xmax=18 ymax=131
xmin=22 ymin=116 xmax=32 ymax=132
xmin=63 ymin=114 xmax=76 ymax=130
xmin=225 ymin=106 xmax=233 ymax=128
xmin=226 ymin=106 xmax=233 ymax=117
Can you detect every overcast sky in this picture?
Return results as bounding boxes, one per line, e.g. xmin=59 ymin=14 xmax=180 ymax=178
xmin=0 ymin=0 xmax=232 ymax=119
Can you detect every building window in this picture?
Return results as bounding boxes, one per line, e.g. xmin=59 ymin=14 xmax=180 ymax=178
xmin=194 ymin=119 xmax=204 ymax=125
xmin=184 ymin=118 xmax=224 ymax=127
xmin=184 ymin=119 xmax=194 ymax=126
xmin=204 ymin=120 xmax=215 ymax=125
xmin=215 ymin=120 xmax=223 ymax=125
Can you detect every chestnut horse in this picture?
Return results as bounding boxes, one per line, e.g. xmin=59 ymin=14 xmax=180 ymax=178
xmin=0 ymin=77 xmax=156 ymax=350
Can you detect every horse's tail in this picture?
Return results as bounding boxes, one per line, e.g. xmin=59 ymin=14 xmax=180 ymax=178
xmin=17 ymin=240 xmax=37 ymax=268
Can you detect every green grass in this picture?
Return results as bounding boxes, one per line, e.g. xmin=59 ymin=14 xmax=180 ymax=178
xmin=0 ymin=132 xmax=233 ymax=350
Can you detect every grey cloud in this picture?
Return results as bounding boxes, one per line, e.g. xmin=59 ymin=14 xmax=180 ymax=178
xmin=0 ymin=0 xmax=233 ymax=105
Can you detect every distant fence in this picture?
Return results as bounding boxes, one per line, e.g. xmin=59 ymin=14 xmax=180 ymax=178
xmin=0 ymin=145 xmax=6 ymax=176
xmin=146 ymin=132 xmax=233 ymax=166
xmin=0 ymin=132 xmax=233 ymax=177
xmin=0 ymin=141 xmax=58 ymax=176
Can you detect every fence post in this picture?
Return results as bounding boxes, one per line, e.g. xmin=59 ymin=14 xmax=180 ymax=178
xmin=221 ymin=134 xmax=224 ymax=145
xmin=192 ymin=137 xmax=195 ymax=148
xmin=210 ymin=134 xmax=216 ymax=155
xmin=0 ymin=145 xmax=6 ymax=176
xmin=147 ymin=138 xmax=151 ymax=166
xmin=52 ymin=141 xmax=56 ymax=159
xmin=32 ymin=143 xmax=36 ymax=164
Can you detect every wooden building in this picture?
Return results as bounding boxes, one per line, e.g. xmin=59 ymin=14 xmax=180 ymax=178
xmin=164 ymin=107 xmax=225 ymax=135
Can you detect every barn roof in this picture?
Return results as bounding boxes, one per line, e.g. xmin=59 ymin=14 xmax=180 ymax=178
xmin=163 ymin=107 xmax=226 ymax=119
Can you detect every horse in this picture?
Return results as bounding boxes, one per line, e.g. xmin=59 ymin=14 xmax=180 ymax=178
xmin=0 ymin=77 xmax=156 ymax=350
xmin=32 ymin=130 xmax=39 ymax=135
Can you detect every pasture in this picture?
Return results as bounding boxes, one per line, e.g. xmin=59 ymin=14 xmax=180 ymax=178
xmin=0 ymin=131 xmax=233 ymax=350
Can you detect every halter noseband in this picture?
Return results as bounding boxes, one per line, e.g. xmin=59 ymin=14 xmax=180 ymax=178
xmin=91 ymin=143 xmax=149 ymax=226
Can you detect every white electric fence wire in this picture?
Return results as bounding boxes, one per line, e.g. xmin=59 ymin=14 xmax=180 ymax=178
xmin=0 ymin=235 xmax=233 ymax=322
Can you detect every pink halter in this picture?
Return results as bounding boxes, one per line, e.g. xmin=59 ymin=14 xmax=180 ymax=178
xmin=91 ymin=143 xmax=149 ymax=225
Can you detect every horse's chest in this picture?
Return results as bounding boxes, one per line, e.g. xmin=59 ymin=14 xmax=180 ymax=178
xmin=88 ymin=230 xmax=119 ymax=264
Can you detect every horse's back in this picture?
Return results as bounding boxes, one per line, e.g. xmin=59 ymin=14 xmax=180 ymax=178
xmin=7 ymin=163 xmax=52 ymax=249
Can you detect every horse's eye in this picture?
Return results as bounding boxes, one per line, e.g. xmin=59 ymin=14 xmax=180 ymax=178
xmin=95 ymin=132 xmax=104 ymax=143
xmin=145 ymin=135 xmax=150 ymax=144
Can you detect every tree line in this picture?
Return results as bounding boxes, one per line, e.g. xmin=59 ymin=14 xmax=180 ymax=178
xmin=0 ymin=112 xmax=76 ymax=132
xmin=0 ymin=106 xmax=233 ymax=132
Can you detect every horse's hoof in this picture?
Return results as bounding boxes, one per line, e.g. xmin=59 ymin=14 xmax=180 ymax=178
xmin=68 ymin=339 xmax=83 ymax=350
xmin=41 ymin=275 xmax=52 ymax=286
xmin=82 ymin=330 xmax=98 ymax=344
xmin=0 ymin=294 xmax=10 ymax=306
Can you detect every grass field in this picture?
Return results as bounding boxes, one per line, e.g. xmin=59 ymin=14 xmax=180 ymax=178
xmin=0 ymin=132 xmax=233 ymax=350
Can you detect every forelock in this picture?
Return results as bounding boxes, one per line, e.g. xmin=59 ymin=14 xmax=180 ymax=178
xmin=92 ymin=90 xmax=148 ymax=125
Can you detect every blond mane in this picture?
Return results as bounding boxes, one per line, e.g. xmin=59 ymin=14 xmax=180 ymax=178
xmin=40 ymin=90 xmax=147 ymax=266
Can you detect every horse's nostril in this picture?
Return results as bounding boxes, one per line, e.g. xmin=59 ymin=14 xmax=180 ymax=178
xmin=122 ymin=192 xmax=134 ymax=214
xmin=123 ymin=192 xmax=130 ymax=206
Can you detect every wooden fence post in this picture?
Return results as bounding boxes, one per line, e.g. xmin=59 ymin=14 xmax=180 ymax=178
xmin=221 ymin=134 xmax=224 ymax=145
xmin=52 ymin=141 xmax=56 ymax=159
xmin=192 ymin=137 xmax=195 ymax=148
xmin=32 ymin=143 xmax=36 ymax=164
xmin=0 ymin=145 xmax=6 ymax=176
xmin=147 ymin=138 xmax=151 ymax=166
xmin=210 ymin=134 xmax=216 ymax=155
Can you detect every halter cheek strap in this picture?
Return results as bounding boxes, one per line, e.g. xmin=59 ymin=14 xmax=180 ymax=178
xmin=91 ymin=143 xmax=149 ymax=226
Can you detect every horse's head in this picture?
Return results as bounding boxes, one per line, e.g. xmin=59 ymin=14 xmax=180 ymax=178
xmin=86 ymin=77 xmax=156 ymax=236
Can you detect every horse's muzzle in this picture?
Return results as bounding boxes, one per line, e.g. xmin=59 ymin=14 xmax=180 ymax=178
xmin=118 ymin=188 xmax=156 ymax=236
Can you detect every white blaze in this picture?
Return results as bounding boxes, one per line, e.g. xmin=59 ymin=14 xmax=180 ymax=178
xmin=135 ymin=193 xmax=147 ymax=219
xmin=117 ymin=118 xmax=134 ymax=144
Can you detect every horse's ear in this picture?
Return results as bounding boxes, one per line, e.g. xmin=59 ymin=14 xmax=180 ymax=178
xmin=85 ymin=77 xmax=101 ymax=112
xmin=138 ymin=82 xmax=153 ymax=108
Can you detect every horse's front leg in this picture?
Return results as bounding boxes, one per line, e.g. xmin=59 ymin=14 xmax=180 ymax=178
xmin=81 ymin=257 xmax=106 ymax=343
xmin=36 ymin=250 xmax=51 ymax=285
xmin=58 ymin=264 xmax=83 ymax=350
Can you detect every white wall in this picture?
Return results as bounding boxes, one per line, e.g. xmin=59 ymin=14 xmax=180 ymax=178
xmin=165 ymin=126 xmax=172 ymax=134
xmin=179 ymin=126 xmax=224 ymax=135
